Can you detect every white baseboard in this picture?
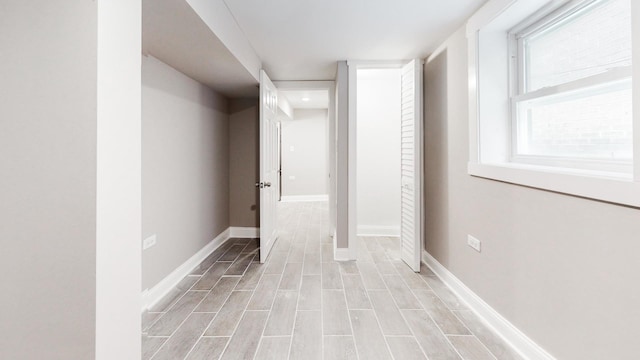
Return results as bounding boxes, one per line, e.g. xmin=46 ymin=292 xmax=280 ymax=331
xmin=422 ymin=251 xmax=556 ymax=360
xmin=280 ymin=194 xmax=328 ymax=202
xmin=229 ymin=226 xmax=259 ymax=238
xmin=141 ymin=228 xmax=231 ymax=312
xmin=334 ymin=247 xmax=351 ymax=261
xmin=357 ymin=225 xmax=400 ymax=237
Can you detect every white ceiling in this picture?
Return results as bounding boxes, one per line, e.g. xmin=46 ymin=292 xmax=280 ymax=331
xmin=142 ymin=0 xmax=259 ymax=97
xmin=223 ymin=0 xmax=487 ymax=80
xmin=281 ymin=90 xmax=329 ymax=109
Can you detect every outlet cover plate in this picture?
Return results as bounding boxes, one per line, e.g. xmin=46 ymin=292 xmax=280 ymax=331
xmin=467 ymin=235 xmax=481 ymax=252
xmin=143 ymin=235 xmax=157 ymax=250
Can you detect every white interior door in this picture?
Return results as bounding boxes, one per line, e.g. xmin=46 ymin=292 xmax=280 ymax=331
xmin=259 ymin=70 xmax=279 ymax=263
xmin=400 ymin=59 xmax=423 ymax=272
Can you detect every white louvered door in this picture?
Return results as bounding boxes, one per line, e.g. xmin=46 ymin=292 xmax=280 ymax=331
xmin=400 ymin=59 xmax=423 ymax=272
xmin=259 ymin=70 xmax=279 ymax=263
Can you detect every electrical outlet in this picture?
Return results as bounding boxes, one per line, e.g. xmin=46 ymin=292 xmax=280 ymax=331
xmin=289 ymin=175 xmax=296 ymax=180
xmin=467 ymin=235 xmax=481 ymax=252
xmin=143 ymin=235 xmax=157 ymax=250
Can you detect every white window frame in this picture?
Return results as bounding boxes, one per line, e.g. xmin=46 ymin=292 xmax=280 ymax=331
xmin=467 ymin=0 xmax=640 ymax=207
xmin=509 ymin=0 xmax=633 ymax=173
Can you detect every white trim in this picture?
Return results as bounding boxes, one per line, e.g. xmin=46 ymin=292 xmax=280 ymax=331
xmin=333 ymin=247 xmax=352 ymax=261
xmin=357 ymin=225 xmax=400 ymax=237
xmin=141 ymin=228 xmax=231 ymax=312
xmin=347 ymin=62 xmax=358 ymax=261
xmin=468 ymin=162 xmax=639 ymax=207
xmin=229 ymin=226 xmax=260 ymax=238
xmin=280 ymin=194 xmax=329 ymax=202
xmin=96 ymin=0 xmax=142 ymax=358
xmin=467 ymin=0 xmax=640 ymax=208
xmin=632 ymin=0 xmax=640 ymax=181
xmin=422 ymin=251 xmax=556 ymax=360
xmin=346 ymin=60 xmax=409 ymax=68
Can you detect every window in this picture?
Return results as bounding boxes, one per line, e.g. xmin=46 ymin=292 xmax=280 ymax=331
xmin=467 ymin=0 xmax=639 ymax=207
xmin=510 ymin=0 xmax=633 ymax=174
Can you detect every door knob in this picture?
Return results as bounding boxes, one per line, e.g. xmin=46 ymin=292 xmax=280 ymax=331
xmin=264 ymin=182 xmax=272 ymax=187
xmin=255 ymin=182 xmax=272 ymax=188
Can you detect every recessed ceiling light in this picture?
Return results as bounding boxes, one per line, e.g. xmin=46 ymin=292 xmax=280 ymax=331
xmin=301 ymin=97 xmax=310 ymax=102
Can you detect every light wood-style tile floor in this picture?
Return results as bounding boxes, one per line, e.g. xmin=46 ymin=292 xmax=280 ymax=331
xmin=142 ymin=201 xmax=524 ymax=360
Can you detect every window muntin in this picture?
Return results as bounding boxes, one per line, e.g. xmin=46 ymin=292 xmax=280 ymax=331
xmin=511 ymin=0 xmax=633 ymax=174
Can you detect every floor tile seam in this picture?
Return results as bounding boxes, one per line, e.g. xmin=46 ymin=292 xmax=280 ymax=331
xmin=143 ymin=312 xmax=166 ymax=333
xmin=216 ymin=297 xmax=262 ymax=358
xmin=392 ymin=262 xmax=433 ymax=291
xmin=224 ymin=252 xmax=258 ymax=277
xmin=149 ymin=301 xmax=207 ymax=360
xmin=214 ymin=249 xmax=268 ymax=358
xmin=378 ymin=259 xmax=449 ymax=360
xmin=252 ymin=241 xmax=291 ymax=360
xmin=146 ymin=254 xmax=220 ymax=333
xmin=448 ymin=309 xmax=501 ymax=360
xmin=180 ymin=311 xmax=219 ymax=360
xmin=350 ymin=290 xmax=398 ymax=360
xmin=405 ymin=273 xmax=476 ymax=337
xmin=451 ymin=333 xmax=500 ymax=360
xmin=147 ymin=337 xmax=168 ymax=360
xmin=262 ymin=335 xmax=293 ymax=338
xmin=366 ymin=247 xmax=430 ymax=360
xmin=286 ymin=214 xmax=307 ymax=360
xmin=314 ymin=209 xmax=326 ymax=359
xmin=148 ymin=290 xmax=208 ymax=338
xmin=339 ymin=268 xmax=364 ymax=360
xmin=401 ymin=286 xmax=466 ymax=360
xmin=149 ymin=284 xmax=191 ymax=315
xmin=196 ymin=274 xmax=242 ymax=313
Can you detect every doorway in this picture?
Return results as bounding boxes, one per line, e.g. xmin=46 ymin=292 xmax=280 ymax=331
xmin=274 ymin=81 xmax=337 ymax=241
xmin=356 ymin=68 xmax=403 ymax=260
xmin=278 ymin=90 xmax=330 ymax=204
xmin=347 ymin=60 xmax=424 ymax=271
xmin=257 ymin=77 xmax=337 ymax=263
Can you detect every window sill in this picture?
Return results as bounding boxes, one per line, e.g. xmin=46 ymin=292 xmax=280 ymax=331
xmin=468 ymin=162 xmax=640 ymax=208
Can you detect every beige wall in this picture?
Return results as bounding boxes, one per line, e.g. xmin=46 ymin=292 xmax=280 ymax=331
xmin=142 ymin=55 xmax=230 ymax=290
xmin=0 ymin=2 xmax=97 ymax=358
xmin=335 ymin=61 xmax=350 ymax=248
xmin=424 ymin=27 xmax=640 ymax=359
xmin=229 ymin=99 xmax=260 ymax=227
xmin=281 ymin=109 xmax=329 ymax=197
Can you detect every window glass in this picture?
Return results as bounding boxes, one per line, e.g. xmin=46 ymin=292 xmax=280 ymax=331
xmin=524 ymin=0 xmax=631 ymax=92
xmin=516 ymin=80 xmax=632 ymax=160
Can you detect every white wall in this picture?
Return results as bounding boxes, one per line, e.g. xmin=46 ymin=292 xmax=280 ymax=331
xmin=0 ymin=2 xmax=98 ymax=358
xmin=281 ymin=109 xmax=329 ymax=199
xmin=424 ymin=26 xmax=640 ymax=359
xmin=142 ymin=55 xmax=230 ymax=290
xmin=356 ymin=69 xmax=401 ymax=236
xmin=96 ymin=1 xmax=142 ymax=358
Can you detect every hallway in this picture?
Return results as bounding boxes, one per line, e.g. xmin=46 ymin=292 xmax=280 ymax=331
xmin=142 ymin=202 xmax=522 ymax=360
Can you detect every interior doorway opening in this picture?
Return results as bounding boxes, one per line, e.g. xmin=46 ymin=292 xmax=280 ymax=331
xmin=356 ymin=68 xmax=403 ymax=260
xmin=278 ymin=89 xmax=330 ymax=204
xmin=347 ymin=60 xmax=423 ymax=271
